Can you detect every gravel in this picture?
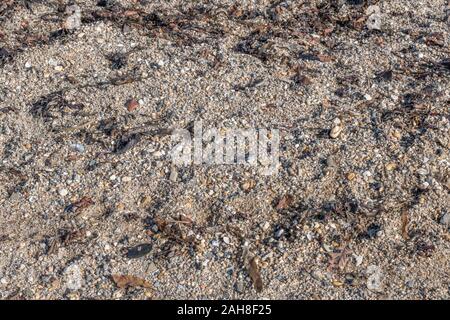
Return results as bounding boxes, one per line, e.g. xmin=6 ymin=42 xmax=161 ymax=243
xmin=0 ymin=0 xmax=449 ymax=300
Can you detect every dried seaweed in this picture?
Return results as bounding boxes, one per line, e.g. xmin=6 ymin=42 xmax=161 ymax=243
xmin=114 ymin=133 xmax=141 ymax=154
xmin=107 ymin=52 xmax=127 ymax=70
xmin=0 ymin=48 xmax=13 ymax=67
xmin=152 ymin=216 xmax=197 ymax=244
xmin=30 ymin=91 xmax=84 ymax=121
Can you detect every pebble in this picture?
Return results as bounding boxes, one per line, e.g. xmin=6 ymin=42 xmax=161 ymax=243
xmin=235 ymin=280 xmax=244 ymax=293
xmin=419 ymin=181 xmax=429 ymax=190
xmin=366 ymin=5 xmax=382 ymax=30
xmin=417 ymin=168 xmax=428 ymax=175
xmin=440 ymin=212 xmax=450 ymax=226
xmin=122 ymin=176 xmax=132 ymax=182
xmin=25 ymin=61 xmax=32 ymax=69
xmin=126 ymin=99 xmax=139 ymax=112
xmin=326 ymin=156 xmax=336 ymax=168
xmin=366 ymin=265 xmax=383 ymax=292
xmin=405 ymin=280 xmax=414 ymax=289
xmin=241 ymin=179 xmax=256 ymax=191
xmin=59 ymin=189 xmax=69 ymax=197
xmin=346 ymin=172 xmax=356 ymax=181
xmin=169 ymin=167 xmax=178 ymax=182
xmin=64 ymin=263 xmax=83 ymax=290
xmin=332 ymin=280 xmax=344 ymax=287
xmin=109 ymin=175 xmax=117 ymax=181
xmin=385 ymin=162 xmax=396 ymax=171
xmin=223 ymin=236 xmax=231 ymax=245
xmin=48 ymin=58 xmax=58 ymax=67
xmin=274 ymin=229 xmax=284 ymax=239
xmin=0 ymin=278 xmax=7 ymax=285
xmin=65 ymin=5 xmax=82 ymax=30
xmin=329 ymin=118 xmax=343 ymax=139
xmin=153 ymin=151 xmax=164 ymax=158
xmin=311 ymin=270 xmax=325 ymax=281
xmin=71 ymin=143 xmax=85 ymax=153
xmin=354 ymin=254 xmax=364 ymax=266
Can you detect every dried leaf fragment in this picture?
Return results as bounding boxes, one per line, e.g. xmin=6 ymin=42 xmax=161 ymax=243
xmin=247 ymin=257 xmax=263 ymax=292
xmin=112 ymin=274 xmax=152 ymax=289
xmin=276 ymin=194 xmax=293 ymax=210
xmin=425 ymin=32 xmax=444 ymax=46
xmin=126 ymin=99 xmax=139 ymax=112
xmin=65 ymin=196 xmax=94 ymax=214
xmin=327 ymin=244 xmax=352 ymax=272
xmin=317 ymin=54 xmax=333 ymax=63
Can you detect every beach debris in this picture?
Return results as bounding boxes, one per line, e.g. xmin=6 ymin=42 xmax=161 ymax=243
xmin=112 ymin=275 xmax=152 ymax=289
xmin=59 ymin=188 xmax=69 ymax=197
xmin=329 ymin=118 xmax=343 ymax=139
xmin=126 ymin=243 xmax=152 ymax=259
xmin=366 ymin=5 xmax=382 ymax=30
xmin=241 ymin=179 xmax=256 ymax=192
xmin=366 ymin=265 xmax=383 ymax=292
xmin=125 ymin=99 xmax=139 ymax=112
xmin=64 ymin=5 xmax=82 ymax=30
xmin=65 ymin=196 xmax=94 ymax=214
xmin=327 ymin=244 xmax=352 ymax=272
xmin=440 ymin=212 xmax=450 ymax=226
xmin=247 ymin=256 xmax=263 ymax=293
xmin=114 ymin=134 xmax=141 ymax=154
xmin=275 ymin=194 xmax=293 ymax=210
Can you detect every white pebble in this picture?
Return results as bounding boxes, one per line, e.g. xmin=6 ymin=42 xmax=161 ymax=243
xmin=440 ymin=213 xmax=450 ymax=226
xmin=329 ymin=119 xmax=343 ymax=139
xmin=169 ymin=168 xmax=178 ymax=182
xmin=417 ymin=168 xmax=428 ymax=175
xmin=71 ymin=143 xmax=85 ymax=153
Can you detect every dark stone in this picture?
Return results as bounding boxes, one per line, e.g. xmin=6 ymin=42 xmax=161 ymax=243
xmin=114 ymin=134 xmax=141 ymax=154
xmin=108 ymin=53 xmax=127 ymax=70
xmin=97 ymin=0 xmax=115 ymax=7
xmin=366 ymin=223 xmax=381 ymax=238
xmin=347 ymin=0 xmax=365 ymax=5
xmin=376 ymin=70 xmax=393 ymax=82
xmin=126 ymin=243 xmax=152 ymax=259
